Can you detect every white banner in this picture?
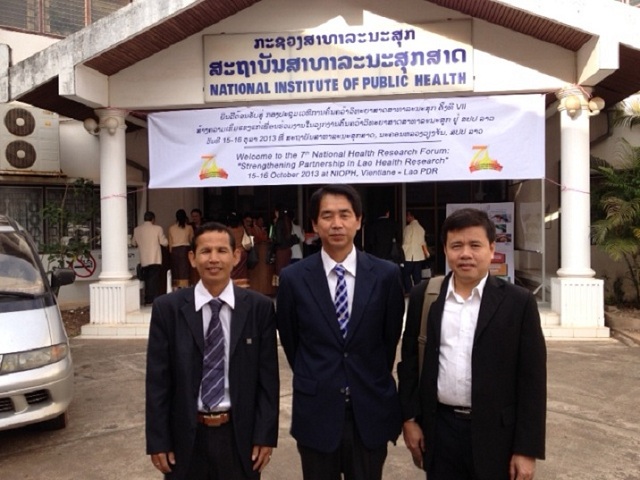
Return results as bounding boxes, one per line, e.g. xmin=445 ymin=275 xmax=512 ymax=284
xmin=148 ymin=95 xmax=544 ymax=189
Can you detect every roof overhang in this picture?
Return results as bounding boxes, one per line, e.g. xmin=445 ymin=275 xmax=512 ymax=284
xmin=2 ymin=0 xmax=640 ymax=122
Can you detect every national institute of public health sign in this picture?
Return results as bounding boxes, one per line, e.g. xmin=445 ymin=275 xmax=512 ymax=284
xmin=203 ymin=21 xmax=473 ymax=102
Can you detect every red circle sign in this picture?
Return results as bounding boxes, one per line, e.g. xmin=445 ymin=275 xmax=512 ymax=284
xmin=69 ymin=253 xmax=97 ymax=278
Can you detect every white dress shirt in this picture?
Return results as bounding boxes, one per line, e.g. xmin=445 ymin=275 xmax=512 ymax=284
xmin=437 ymin=273 xmax=488 ymax=407
xmin=320 ymin=247 xmax=357 ymax=318
xmin=194 ymin=280 xmax=235 ymax=412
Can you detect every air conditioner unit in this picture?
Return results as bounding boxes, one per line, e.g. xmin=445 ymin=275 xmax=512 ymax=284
xmin=0 ymin=102 xmax=61 ymax=175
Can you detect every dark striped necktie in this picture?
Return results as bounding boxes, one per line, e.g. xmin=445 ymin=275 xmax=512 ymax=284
xmin=334 ymin=264 xmax=349 ymax=338
xmin=201 ymin=298 xmax=225 ymax=409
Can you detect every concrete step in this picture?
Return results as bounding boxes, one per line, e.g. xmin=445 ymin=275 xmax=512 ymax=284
xmin=543 ymin=325 xmax=611 ymax=340
xmin=79 ymin=306 xmax=151 ymax=338
xmin=126 ymin=306 xmax=152 ymax=324
xmin=80 ymin=323 xmax=150 ymax=338
xmin=539 ymin=308 xmax=560 ymax=326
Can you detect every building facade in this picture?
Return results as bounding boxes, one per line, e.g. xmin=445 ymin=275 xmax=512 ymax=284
xmin=3 ymin=0 xmax=640 ymax=338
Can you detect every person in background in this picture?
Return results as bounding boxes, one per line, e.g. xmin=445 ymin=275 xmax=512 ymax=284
xmin=402 ymin=211 xmax=428 ymax=294
xmin=277 ymin=184 xmax=405 ymax=480
xmin=364 ymin=207 xmax=399 ymax=261
xmin=132 ymin=211 xmax=169 ymax=305
xmin=289 ymin=213 xmax=304 ymax=264
xmin=227 ymin=212 xmax=250 ymax=288
xmin=242 ymin=212 xmax=255 ymax=238
xmin=189 ymin=208 xmax=205 ymax=286
xmin=190 ymin=208 xmax=204 ymax=230
xmin=146 ymin=222 xmax=279 ymax=479
xmin=168 ymin=209 xmax=194 ymax=290
xmin=252 ymin=214 xmax=269 ymax=243
xmin=270 ymin=205 xmax=292 ymax=287
xmin=397 ymin=208 xmax=546 ymax=480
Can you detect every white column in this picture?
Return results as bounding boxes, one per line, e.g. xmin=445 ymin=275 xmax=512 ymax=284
xmin=89 ymin=109 xmax=140 ymax=325
xmin=549 ymin=86 xmax=608 ymax=338
xmin=556 ymin=87 xmax=595 ymax=278
xmin=96 ymin=109 xmax=130 ymax=281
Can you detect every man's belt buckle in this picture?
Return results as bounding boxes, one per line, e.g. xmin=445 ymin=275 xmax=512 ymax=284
xmin=453 ymin=406 xmax=472 ymax=416
xmin=197 ymin=411 xmax=231 ymax=427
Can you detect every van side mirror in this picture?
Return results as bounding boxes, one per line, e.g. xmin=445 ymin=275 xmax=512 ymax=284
xmin=51 ymin=268 xmax=76 ymax=296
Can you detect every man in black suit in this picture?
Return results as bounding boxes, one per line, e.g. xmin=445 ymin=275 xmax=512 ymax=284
xmin=146 ymin=222 xmax=279 ymax=479
xmin=277 ymin=184 xmax=405 ymax=480
xmin=397 ymin=208 xmax=546 ymax=480
xmin=364 ymin=207 xmax=399 ymax=261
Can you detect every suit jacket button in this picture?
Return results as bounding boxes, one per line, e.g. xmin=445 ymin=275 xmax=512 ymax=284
xmin=340 ymin=388 xmax=346 ymax=394
xmin=344 ymin=352 xmax=348 ymax=358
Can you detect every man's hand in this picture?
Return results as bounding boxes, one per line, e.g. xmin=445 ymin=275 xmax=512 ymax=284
xmin=150 ymin=451 xmax=175 ymax=474
xmin=252 ymin=445 xmax=273 ymax=472
xmin=402 ymin=420 xmax=425 ymax=469
xmin=509 ymin=454 xmax=536 ymax=480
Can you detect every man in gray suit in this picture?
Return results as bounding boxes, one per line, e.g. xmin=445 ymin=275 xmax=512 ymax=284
xmin=398 ymin=208 xmax=546 ymax=480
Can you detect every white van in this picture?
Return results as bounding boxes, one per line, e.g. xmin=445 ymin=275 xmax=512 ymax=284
xmin=0 ymin=214 xmax=75 ymax=430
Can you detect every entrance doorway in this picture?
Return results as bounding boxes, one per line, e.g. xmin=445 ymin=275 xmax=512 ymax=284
xmin=201 ymin=180 xmax=508 ymax=276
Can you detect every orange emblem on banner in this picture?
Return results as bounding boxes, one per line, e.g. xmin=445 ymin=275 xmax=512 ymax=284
xmin=469 ymin=145 xmax=503 ymax=173
xmin=199 ymin=154 xmax=229 ymax=180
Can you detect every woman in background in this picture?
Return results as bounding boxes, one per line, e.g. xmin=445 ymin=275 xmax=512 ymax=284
xmin=289 ymin=213 xmax=304 ymax=264
xmin=167 ymin=209 xmax=194 ymax=290
xmin=228 ymin=212 xmax=250 ymax=288
xmin=271 ymin=205 xmax=293 ymax=286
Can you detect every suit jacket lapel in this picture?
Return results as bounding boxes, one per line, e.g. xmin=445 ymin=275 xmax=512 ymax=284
xmin=474 ymin=275 xmax=505 ymax=342
xmin=347 ymin=251 xmax=376 ymax=342
xmin=303 ymin=253 xmax=344 ymax=343
xmin=182 ymin=290 xmax=205 ymax=354
xmin=230 ymin=285 xmax=249 ymax=357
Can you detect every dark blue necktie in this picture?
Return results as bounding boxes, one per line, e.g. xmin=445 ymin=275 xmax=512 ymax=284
xmin=201 ymin=298 xmax=225 ymax=410
xmin=334 ymin=264 xmax=349 ymax=338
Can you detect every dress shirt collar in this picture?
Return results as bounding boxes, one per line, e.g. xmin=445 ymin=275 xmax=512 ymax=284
xmin=194 ymin=280 xmax=235 ymax=311
xmin=320 ymin=246 xmax=357 ymax=278
xmin=446 ymin=272 xmax=489 ymax=302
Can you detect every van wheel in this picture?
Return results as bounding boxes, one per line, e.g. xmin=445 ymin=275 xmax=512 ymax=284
xmin=40 ymin=412 xmax=68 ymax=430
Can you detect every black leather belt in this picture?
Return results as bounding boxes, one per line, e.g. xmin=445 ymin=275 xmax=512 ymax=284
xmin=438 ymin=403 xmax=472 ymax=419
xmin=197 ymin=411 xmax=231 ymax=427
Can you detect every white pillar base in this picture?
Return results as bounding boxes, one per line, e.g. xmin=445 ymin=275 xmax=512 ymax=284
xmin=89 ymin=279 xmax=141 ymax=324
xmin=547 ymin=277 xmax=610 ymax=339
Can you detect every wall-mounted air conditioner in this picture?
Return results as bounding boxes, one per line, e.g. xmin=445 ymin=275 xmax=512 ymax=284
xmin=0 ymin=102 xmax=61 ymax=175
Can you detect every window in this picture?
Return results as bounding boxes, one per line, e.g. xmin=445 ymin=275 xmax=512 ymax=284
xmin=0 ymin=183 xmax=137 ymax=252
xmin=0 ymin=0 xmax=131 ymax=36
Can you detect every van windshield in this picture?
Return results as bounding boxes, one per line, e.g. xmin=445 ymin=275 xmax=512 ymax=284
xmin=0 ymin=232 xmax=45 ymax=296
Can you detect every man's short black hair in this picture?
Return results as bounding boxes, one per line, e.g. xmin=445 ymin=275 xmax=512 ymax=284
xmin=191 ymin=222 xmax=236 ymax=251
xmin=308 ymin=184 xmax=363 ymax=222
xmin=144 ymin=211 xmax=155 ymax=222
xmin=441 ymin=208 xmax=496 ymax=244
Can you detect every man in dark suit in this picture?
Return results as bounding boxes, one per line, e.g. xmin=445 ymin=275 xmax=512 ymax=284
xmin=397 ymin=208 xmax=546 ymax=480
xmin=364 ymin=207 xmax=400 ymax=261
xmin=146 ymin=222 xmax=279 ymax=479
xmin=277 ymin=184 xmax=405 ymax=480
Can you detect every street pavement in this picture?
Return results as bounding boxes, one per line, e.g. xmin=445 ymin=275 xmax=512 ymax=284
xmin=1 ymin=337 xmax=639 ymax=480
